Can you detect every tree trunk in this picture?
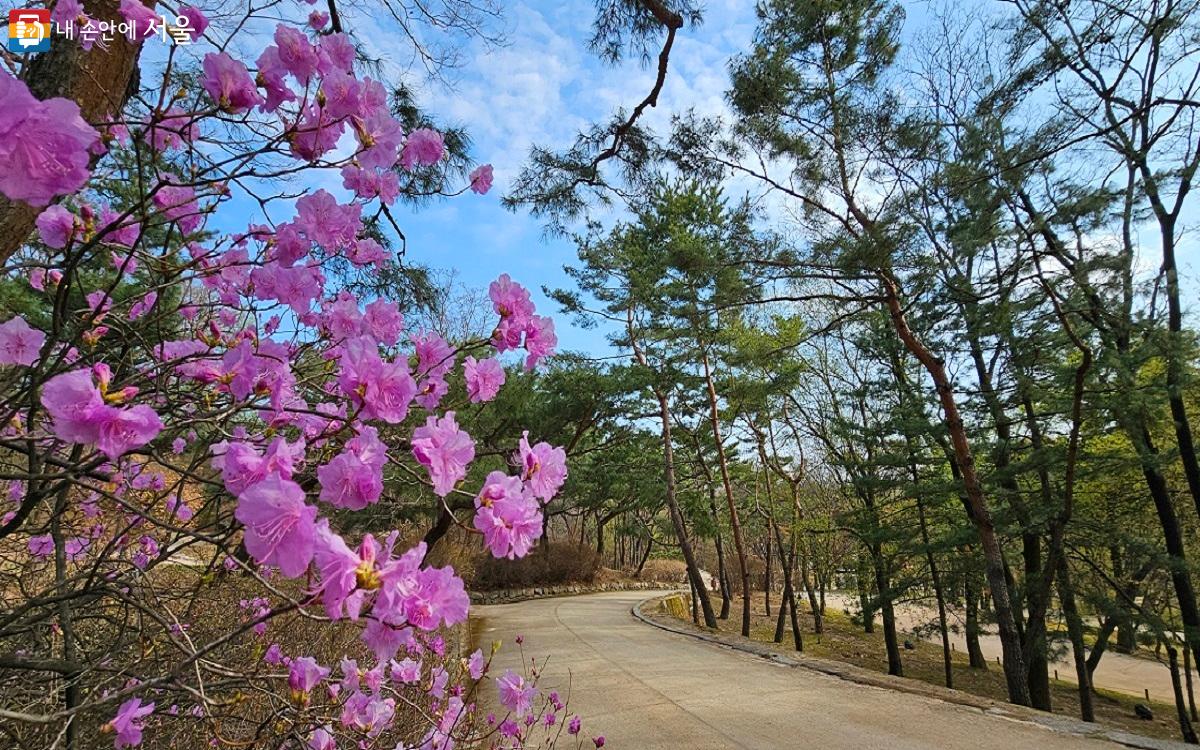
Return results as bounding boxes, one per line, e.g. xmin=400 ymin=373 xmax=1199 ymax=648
xmin=701 ymin=352 xmax=751 ymax=637
xmin=965 ymin=573 xmax=988 ymax=670
xmin=1125 ymin=422 xmax=1200 ymax=672
xmin=1057 ymin=555 xmax=1095 ymax=722
xmin=916 ymin=494 xmax=952 ymax=688
xmin=879 ymin=272 xmax=1030 ymax=705
xmin=655 ymin=389 xmax=717 ymax=628
xmin=858 ymin=554 xmax=876 ymax=634
xmin=1169 ymin=644 xmax=1200 ymax=744
xmin=764 ymin=531 xmax=773 ymax=618
xmin=872 ymin=544 xmax=903 ymax=677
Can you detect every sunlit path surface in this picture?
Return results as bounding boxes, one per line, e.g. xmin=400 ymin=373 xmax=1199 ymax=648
xmin=475 ymin=591 xmax=1124 ymax=750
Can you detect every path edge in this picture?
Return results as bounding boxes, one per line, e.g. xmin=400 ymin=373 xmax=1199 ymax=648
xmin=630 ymin=594 xmax=1191 ymax=750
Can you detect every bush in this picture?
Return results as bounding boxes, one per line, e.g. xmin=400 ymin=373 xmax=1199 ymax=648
xmin=637 ymin=558 xmax=689 ymax=583
xmin=469 ymin=542 xmax=601 ymax=589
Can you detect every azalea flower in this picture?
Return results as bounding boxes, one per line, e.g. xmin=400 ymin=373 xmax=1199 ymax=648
xmin=464 ymin=356 xmax=504 ymax=403
xmin=0 ymin=73 xmax=98 ymax=206
xmin=517 ymin=431 xmax=568 ymax=502
xmin=0 ymin=316 xmax=45 ymax=367
xmin=105 ymin=698 xmax=154 ymax=748
xmin=469 ymin=164 xmax=494 ymax=195
xmin=201 ymin=52 xmax=263 ymax=113
xmin=234 ymin=475 xmax=317 ymax=577
xmin=474 ymin=471 xmax=543 ymax=559
xmin=496 ymin=669 xmax=537 ymax=717
xmin=411 ymin=412 xmax=474 ymax=497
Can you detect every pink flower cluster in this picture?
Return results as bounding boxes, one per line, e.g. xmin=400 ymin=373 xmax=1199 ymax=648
xmin=0 ymin=73 xmax=99 ymax=206
xmin=489 ymin=274 xmax=558 ymax=370
xmin=41 ymin=368 xmax=163 ymax=461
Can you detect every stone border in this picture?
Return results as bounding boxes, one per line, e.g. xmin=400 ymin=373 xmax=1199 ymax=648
xmin=631 ymin=594 xmax=1192 ymax=750
xmin=470 ymin=580 xmax=675 ymax=605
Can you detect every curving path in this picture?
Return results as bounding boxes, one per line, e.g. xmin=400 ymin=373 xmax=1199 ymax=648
xmin=474 ymin=590 xmax=1133 ymax=750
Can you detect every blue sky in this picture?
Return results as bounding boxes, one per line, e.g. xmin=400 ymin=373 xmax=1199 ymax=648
xmin=385 ymin=1 xmax=758 ymax=358
xmin=208 ymin=0 xmax=1195 ymax=358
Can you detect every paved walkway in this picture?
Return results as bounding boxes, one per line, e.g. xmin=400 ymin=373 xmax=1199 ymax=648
xmin=475 ymin=590 xmax=1129 ymax=749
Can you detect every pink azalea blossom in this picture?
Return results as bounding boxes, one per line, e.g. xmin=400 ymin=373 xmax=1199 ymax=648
xmin=128 ymin=291 xmax=157 ymax=320
xmin=403 ymin=565 xmax=469 ymax=631
xmin=468 ymin=648 xmax=486 ymax=679
xmin=106 ymin=698 xmax=154 ymax=749
xmin=95 ymin=405 xmax=164 ymax=461
xmin=410 ymin=412 xmax=474 ymax=497
xmin=274 ymin=24 xmax=320 ymax=83
xmin=29 ymin=534 xmax=54 ymax=557
xmin=235 ymin=475 xmax=317 ymax=577
xmin=256 ymin=47 xmax=296 ymax=111
xmin=294 ymin=189 xmax=361 ymax=250
xmin=340 ymin=691 xmax=395 ymax=737
xmin=211 ymin=437 xmax=304 ymax=495
xmin=308 ymin=9 xmax=329 ymax=28
xmin=399 ymin=128 xmax=445 ymax=170
xmin=469 ymin=164 xmax=494 ymax=194
xmin=474 ymin=471 xmax=543 ymax=559
xmin=0 ymin=73 xmax=98 ymax=206
xmin=40 ymin=369 xmax=163 ymax=459
xmin=363 ymin=299 xmax=403 ymax=346
xmin=464 ymin=356 xmax=504 ymax=403
xmin=177 ymin=5 xmax=208 ymax=40
xmin=288 ymin=656 xmax=329 ymax=693
xmin=320 ymin=33 xmax=355 ymax=73
xmin=52 ymin=0 xmax=84 ymax=24
xmin=523 ymin=315 xmax=557 ymax=370
xmin=391 ymin=657 xmax=421 ymax=684
xmin=517 ymin=431 xmax=568 ymax=502
xmin=308 ymin=726 xmax=335 ymax=750
xmin=36 ymin=205 xmax=75 ymax=248
xmin=201 ymin=52 xmax=263 ymax=113
xmin=153 ymin=184 xmax=203 ymax=234
xmin=0 ymin=315 xmax=45 ymax=366
xmin=117 ymin=0 xmax=157 ymax=36
xmin=489 ymin=274 xmax=535 ymax=352
xmin=413 ymin=331 xmax=454 ymax=379
xmin=317 ymin=448 xmax=382 ymax=510
xmin=363 ymin=618 xmax=413 ymax=662
xmin=320 ymin=69 xmax=361 ymax=120
xmin=496 ymin=670 xmax=538 ymax=718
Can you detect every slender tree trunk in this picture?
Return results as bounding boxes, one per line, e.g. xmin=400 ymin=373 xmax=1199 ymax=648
xmin=627 ymin=308 xmax=717 ymax=628
xmin=765 ymin=531 xmax=773 ymax=618
xmin=872 ymin=544 xmax=903 ymax=676
xmin=879 ymin=272 xmax=1029 ymax=705
xmin=1169 ymin=644 xmax=1200 ymax=744
xmin=965 ymin=573 xmax=988 ymax=670
xmin=635 ymin=537 xmax=653 ymax=577
xmin=1186 ymin=645 xmax=1198 ymax=722
xmin=706 ymin=486 xmax=733 ymax=619
xmin=1126 ymin=422 xmax=1200 ymax=672
xmin=916 ymin=495 xmax=953 ymax=688
xmin=1057 ymin=555 xmax=1095 ymax=722
xmin=701 ymin=352 xmax=751 ymax=636
xmin=858 ymin=554 xmax=876 ymax=634
xmin=800 ymin=547 xmax=823 ymax=634
xmin=654 ymin=389 xmax=716 ymax=627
